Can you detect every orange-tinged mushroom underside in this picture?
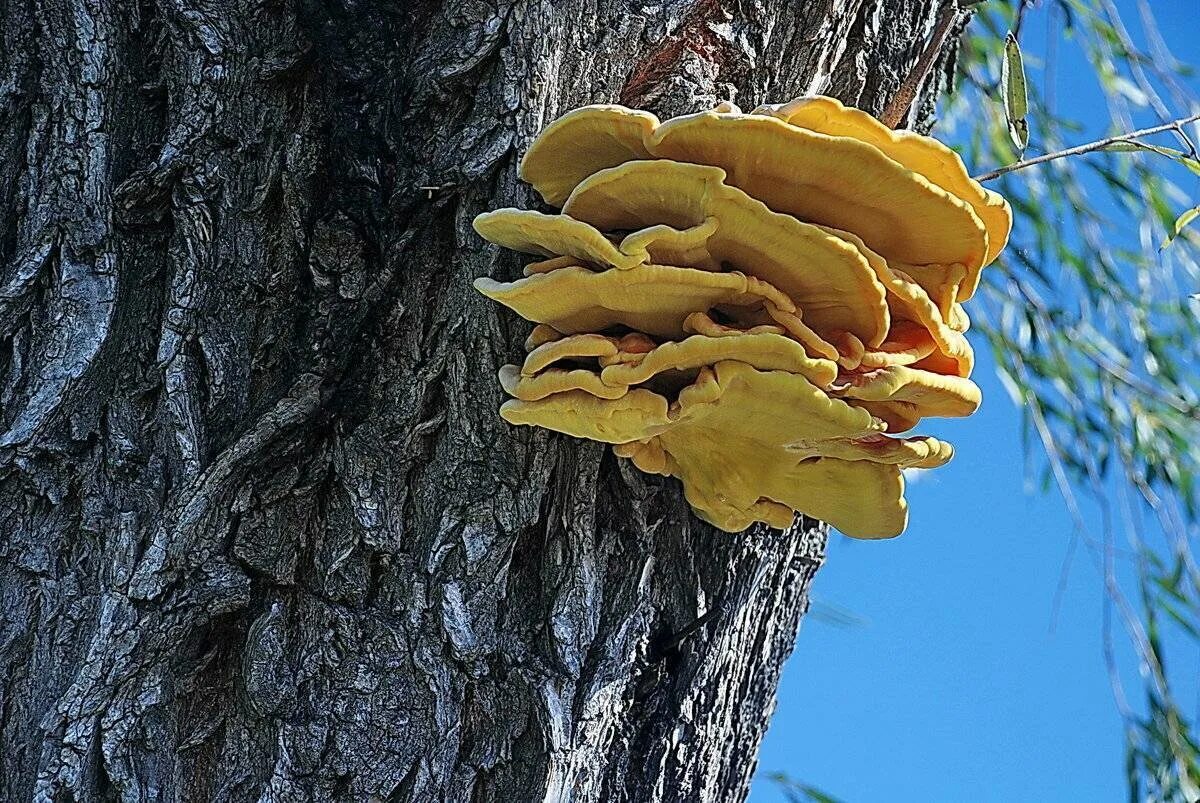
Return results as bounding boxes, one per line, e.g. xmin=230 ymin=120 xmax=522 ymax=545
xmin=820 ymin=225 xmax=974 ymax=376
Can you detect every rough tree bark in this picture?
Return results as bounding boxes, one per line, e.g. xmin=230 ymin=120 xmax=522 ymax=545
xmin=0 ymin=1 xmax=952 ymax=800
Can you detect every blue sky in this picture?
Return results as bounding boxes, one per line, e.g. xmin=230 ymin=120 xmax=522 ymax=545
xmin=750 ymin=348 xmax=1137 ymax=801
xmin=749 ymin=2 xmax=1200 ymax=800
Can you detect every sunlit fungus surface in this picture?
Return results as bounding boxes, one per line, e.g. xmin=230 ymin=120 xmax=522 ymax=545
xmin=473 ymin=96 xmax=1011 ymax=538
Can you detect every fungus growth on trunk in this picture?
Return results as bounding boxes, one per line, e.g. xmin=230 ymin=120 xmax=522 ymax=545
xmin=473 ymin=96 xmax=1011 ymax=538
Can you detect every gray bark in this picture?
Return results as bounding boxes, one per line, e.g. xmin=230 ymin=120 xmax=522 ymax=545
xmin=0 ymin=0 xmax=946 ymax=800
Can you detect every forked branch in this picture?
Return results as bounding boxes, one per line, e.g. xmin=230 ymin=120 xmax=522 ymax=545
xmin=974 ymin=112 xmax=1200 ymax=182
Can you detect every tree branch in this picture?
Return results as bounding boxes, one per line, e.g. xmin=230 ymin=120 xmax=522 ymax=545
xmin=880 ymin=0 xmax=964 ymax=129
xmin=974 ymin=112 xmax=1200 ymax=182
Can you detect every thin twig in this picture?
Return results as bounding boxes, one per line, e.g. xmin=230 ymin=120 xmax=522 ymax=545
xmin=880 ymin=1 xmax=964 ymax=129
xmin=1012 ymin=0 xmax=1033 ymax=39
xmin=974 ymin=112 xmax=1200 ymax=181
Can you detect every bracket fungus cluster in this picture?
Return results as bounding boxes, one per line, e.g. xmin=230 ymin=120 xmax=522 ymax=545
xmin=473 ymin=95 xmax=1011 ymax=539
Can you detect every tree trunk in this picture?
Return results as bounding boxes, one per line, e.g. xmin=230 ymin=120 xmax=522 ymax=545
xmin=0 ymin=1 xmax=947 ymax=800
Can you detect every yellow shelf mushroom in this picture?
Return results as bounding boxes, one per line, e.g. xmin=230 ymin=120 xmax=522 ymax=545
xmin=498 ymin=364 xmax=629 ymax=402
xmin=478 ymin=163 xmax=891 ymax=347
xmin=521 ymin=333 xmax=623 ymax=375
xmin=683 ymin=310 xmax=787 ymax=338
xmin=835 ymin=365 xmax=982 ymax=433
xmin=499 ymin=387 xmax=674 ymax=444
xmin=518 ymin=105 xmax=658 ymax=207
xmin=754 ymin=94 xmax=1012 ymax=283
xmin=473 ymin=264 xmax=796 ymax=340
xmin=562 ymin=160 xmax=890 ymax=346
xmin=476 ymin=209 xmax=723 ymax=273
xmin=504 ymin=331 xmax=839 ymax=403
xmin=475 ymin=208 xmax=644 ymax=270
xmin=801 ymin=433 xmax=954 ymax=469
xmin=474 ymin=95 xmax=1011 ymax=539
xmin=648 ymin=112 xmax=988 ymax=272
xmin=599 ymin=333 xmax=838 ymax=389
xmin=520 ymin=104 xmax=990 ymax=272
xmin=508 ymin=361 xmax=907 ymax=537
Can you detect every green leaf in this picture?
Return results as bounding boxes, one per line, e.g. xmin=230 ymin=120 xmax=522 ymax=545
xmin=767 ymin=772 xmax=845 ymax=803
xmin=1002 ymin=33 xmax=1029 ymax=118
xmin=1103 ymin=141 xmax=1177 ymax=155
xmin=1002 ymin=32 xmax=1029 ymax=151
xmin=1161 ymin=205 xmax=1200 ymax=249
xmin=1102 ymin=141 xmax=1200 ymax=175
xmin=1008 ymin=118 xmax=1030 ymax=152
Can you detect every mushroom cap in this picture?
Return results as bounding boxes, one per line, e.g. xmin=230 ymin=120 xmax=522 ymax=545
xmin=908 ymin=342 xmax=974 ymax=376
xmin=519 ymin=105 xmax=658 ymax=206
xmin=660 ymin=363 xmax=907 ymax=536
xmin=683 ymin=310 xmax=787 ymax=338
xmin=754 ymin=306 xmax=841 ymax=361
xmin=853 ymin=320 xmax=939 ymax=369
xmin=755 ymin=94 xmax=1012 ymax=276
xmin=523 ymin=255 xmax=580 ymax=276
xmin=671 ymin=360 xmax=882 ymax=441
xmin=887 ymin=270 xmax=974 ymax=376
xmin=473 ymin=264 xmax=795 ymax=339
xmin=896 ymin=261 xmax=968 ymax=318
xmin=599 ymin=332 xmax=839 ymax=389
xmin=563 ymin=160 xmax=890 ymax=346
xmin=475 ymin=209 xmax=641 ymax=270
xmin=948 ymin=303 xmax=970 ymax=333
xmin=613 ymin=439 xmax=674 ymax=476
xmin=520 ymin=105 xmax=989 ymax=272
xmin=834 ymin=365 xmax=982 ymax=422
xmin=521 ymin=332 xmax=620 ymax=375
xmin=504 ymin=360 xmax=906 ymax=536
xmin=791 ymin=432 xmax=954 ymax=469
xmin=846 ymin=400 xmax=923 ymax=434
xmin=619 ymin=217 xmax=723 ymax=271
xmin=506 ymin=331 xmax=838 ymax=398
xmin=498 ymin=364 xmax=629 ymax=401
xmin=646 ymin=111 xmax=987 ymax=272
xmin=524 ymin=323 xmax=564 ymax=350
xmin=499 ymin=386 xmax=673 ymax=443
xmin=476 ymin=208 xmax=725 ymax=274
xmin=672 ymin=452 xmax=908 ymax=538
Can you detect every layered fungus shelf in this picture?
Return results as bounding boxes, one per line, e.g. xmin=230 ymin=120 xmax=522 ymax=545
xmin=474 ymin=95 xmax=1011 ymax=539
